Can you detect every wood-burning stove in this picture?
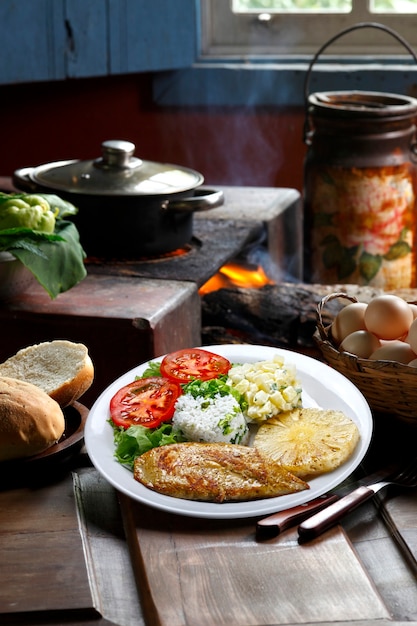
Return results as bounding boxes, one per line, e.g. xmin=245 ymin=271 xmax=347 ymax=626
xmin=0 ymin=186 xmax=301 ymax=405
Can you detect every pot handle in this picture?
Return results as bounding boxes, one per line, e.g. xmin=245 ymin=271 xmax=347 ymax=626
xmin=303 ymin=22 xmax=417 ymax=144
xmin=12 ymin=167 xmax=40 ymax=193
xmin=166 ymin=188 xmax=224 ymax=212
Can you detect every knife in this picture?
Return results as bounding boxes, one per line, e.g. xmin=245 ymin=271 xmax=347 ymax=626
xmin=256 ymin=465 xmax=396 ymax=541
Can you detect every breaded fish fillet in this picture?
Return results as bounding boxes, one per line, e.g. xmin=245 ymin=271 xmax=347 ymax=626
xmin=133 ymin=442 xmax=309 ymax=503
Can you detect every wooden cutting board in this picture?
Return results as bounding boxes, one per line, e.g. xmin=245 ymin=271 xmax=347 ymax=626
xmin=119 ymin=494 xmax=390 ymax=626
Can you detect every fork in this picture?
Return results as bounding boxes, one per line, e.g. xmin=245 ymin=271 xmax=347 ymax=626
xmin=298 ymin=456 xmax=417 ymax=543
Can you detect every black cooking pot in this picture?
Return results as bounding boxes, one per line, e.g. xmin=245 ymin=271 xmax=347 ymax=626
xmin=13 ymin=139 xmax=224 ymax=258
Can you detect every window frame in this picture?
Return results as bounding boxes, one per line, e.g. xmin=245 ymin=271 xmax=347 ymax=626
xmin=201 ymin=0 xmax=417 ymax=57
xmin=152 ymin=0 xmax=417 ymax=108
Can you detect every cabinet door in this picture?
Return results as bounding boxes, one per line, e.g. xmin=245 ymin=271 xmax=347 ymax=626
xmin=0 ymin=0 xmax=66 ymax=83
xmin=67 ymin=0 xmax=199 ymax=78
xmin=108 ymin=0 xmax=198 ymax=74
xmin=65 ymin=0 xmax=108 ymax=78
xmin=0 ymin=0 xmax=198 ymax=84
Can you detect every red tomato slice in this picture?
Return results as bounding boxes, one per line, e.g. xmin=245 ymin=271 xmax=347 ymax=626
xmin=160 ymin=348 xmax=231 ymax=383
xmin=110 ymin=377 xmax=182 ymax=429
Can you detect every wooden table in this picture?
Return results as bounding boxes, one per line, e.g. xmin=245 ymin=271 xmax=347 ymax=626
xmin=1 ymin=407 xmax=417 ymax=626
xmin=1 ymin=319 xmax=417 ymax=626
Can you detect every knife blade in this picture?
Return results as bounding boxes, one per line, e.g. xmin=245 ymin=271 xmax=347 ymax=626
xmin=255 ymin=464 xmax=396 ymax=541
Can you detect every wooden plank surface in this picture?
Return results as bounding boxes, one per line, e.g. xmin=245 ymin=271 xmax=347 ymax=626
xmin=380 ymin=489 xmax=417 ymax=574
xmin=0 ymin=470 xmax=100 ymax=621
xmin=74 ymin=468 xmax=145 ymax=626
xmin=119 ymin=494 xmax=390 ymax=626
xmin=2 ymin=462 xmax=416 ymax=626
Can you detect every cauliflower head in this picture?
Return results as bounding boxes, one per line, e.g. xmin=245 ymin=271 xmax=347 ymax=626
xmin=0 ymin=194 xmax=58 ymax=233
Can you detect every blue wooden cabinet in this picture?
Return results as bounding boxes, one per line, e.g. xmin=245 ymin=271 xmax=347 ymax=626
xmin=0 ymin=0 xmax=198 ymax=84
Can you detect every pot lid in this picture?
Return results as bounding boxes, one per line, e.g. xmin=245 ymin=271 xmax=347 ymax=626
xmin=29 ymin=140 xmax=204 ymax=196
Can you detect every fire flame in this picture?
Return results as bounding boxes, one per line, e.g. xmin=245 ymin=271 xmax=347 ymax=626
xmin=199 ymin=262 xmax=274 ymax=295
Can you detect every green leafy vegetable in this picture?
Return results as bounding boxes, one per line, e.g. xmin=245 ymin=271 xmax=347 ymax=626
xmin=0 ymin=193 xmax=86 ymax=298
xmin=11 ymin=220 xmax=87 ymax=298
xmin=0 ymin=228 xmax=64 ymax=253
xmin=111 ymin=421 xmax=185 ymax=470
xmin=140 ymin=360 xmax=162 ymax=378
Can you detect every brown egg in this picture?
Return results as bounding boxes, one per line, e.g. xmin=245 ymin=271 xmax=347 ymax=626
xmin=409 ymin=303 xmax=417 ymax=320
xmin=406 ymin=317 xmax=417 ymax=354
xmin=331 ymin=302 xmax=367 ymax=345
xmin=364 ymin=295 xmax=413 ymax=340
xmin=339 ymin=330 xmax=381 ymax=359
xmin=369 ymin=340 xmax=416 ymax=364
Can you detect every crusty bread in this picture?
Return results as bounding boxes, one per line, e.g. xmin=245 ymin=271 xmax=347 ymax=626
xmin=0 ymin=340 xmax=94 ymax=407
xmin=0 ymin=377 xmax=65 ymax=461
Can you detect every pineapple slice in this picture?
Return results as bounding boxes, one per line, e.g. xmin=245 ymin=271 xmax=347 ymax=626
xmin=253 ymin=408 xmax=360 ymax=478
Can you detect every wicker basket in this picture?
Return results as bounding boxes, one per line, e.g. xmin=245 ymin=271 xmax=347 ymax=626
xmin=314 ymin=292 xmax=417 ymax=424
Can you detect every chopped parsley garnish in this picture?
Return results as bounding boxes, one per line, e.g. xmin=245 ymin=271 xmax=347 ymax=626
xmin=183 ymin=376 xmax=247 ymax=411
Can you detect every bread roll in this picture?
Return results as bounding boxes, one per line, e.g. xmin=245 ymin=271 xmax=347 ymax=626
xmin=0 ymin=340 xmax=94 ymax=407
xmin=0 ymin=377 xmax=65 ymax=461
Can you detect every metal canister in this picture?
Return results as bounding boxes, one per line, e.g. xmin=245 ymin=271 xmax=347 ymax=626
xmin=303 ymin=24 xmax=417 ymax=289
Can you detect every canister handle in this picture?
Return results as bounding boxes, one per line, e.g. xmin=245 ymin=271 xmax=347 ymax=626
xmin=303 ymin=22 xmax=417 ymax=144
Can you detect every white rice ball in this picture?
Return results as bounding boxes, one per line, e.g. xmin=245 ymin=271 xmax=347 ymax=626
xmin=172 ymin=393 xmax=249 ymax=445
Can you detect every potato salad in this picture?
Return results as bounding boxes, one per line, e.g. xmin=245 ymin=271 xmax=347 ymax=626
xmin=227 ymin=354 xmax=302 ymax=423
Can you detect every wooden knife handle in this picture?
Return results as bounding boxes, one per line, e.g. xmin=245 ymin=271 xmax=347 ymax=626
xmin=256 ymin=493 xmax=340 ymax=540
xmin=297 ymin=485 xmax=375 ymax=543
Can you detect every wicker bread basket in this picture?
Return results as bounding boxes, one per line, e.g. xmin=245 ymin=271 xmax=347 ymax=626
xmin=314 ymin=292 xmax=417 ymax=424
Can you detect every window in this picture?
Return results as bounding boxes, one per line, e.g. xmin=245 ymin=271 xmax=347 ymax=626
xmin=201 ymin=0 xmax=417 ymax=57
xmin=153 ymin=0 xmax=417 ymax=108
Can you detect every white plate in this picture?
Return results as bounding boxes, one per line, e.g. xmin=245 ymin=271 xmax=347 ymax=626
xmin=84 ymin=344 xmax=373 ymax=519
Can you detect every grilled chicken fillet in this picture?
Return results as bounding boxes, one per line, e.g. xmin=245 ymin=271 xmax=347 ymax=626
xmin=133 ymin=442 xmax=309 ymax=503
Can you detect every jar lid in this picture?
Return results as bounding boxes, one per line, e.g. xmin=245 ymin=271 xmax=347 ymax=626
xmin=308 ymin=90 xmax=417 ymax=120
xmin=28 ymin=140 xmax=204 ymax=196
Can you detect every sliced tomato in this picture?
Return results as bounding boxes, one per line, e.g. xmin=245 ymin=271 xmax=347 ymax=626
xmin=160 ymin=348 xmax=231 ymax=383
xmin=110 ymin=377 xmax=182 ymax=429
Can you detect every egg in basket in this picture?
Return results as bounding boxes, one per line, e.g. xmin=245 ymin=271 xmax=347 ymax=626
xmin=314 ymin=292 xmax=417 ymax=424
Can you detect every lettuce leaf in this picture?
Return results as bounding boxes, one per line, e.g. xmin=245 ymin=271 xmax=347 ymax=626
xmin=111 ymin=421 xmax=185 ymax=470
xmin=140 ymin=360 xmax=162 ymax=378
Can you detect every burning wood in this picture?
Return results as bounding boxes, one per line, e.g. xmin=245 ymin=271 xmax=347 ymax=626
xmin=201 ymin=282 xmax=395 ymax=351
xmin=202 ymin=283 xmax=328 ymax=349
xmin=199 ymin=262 xmax=273 ymax=295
